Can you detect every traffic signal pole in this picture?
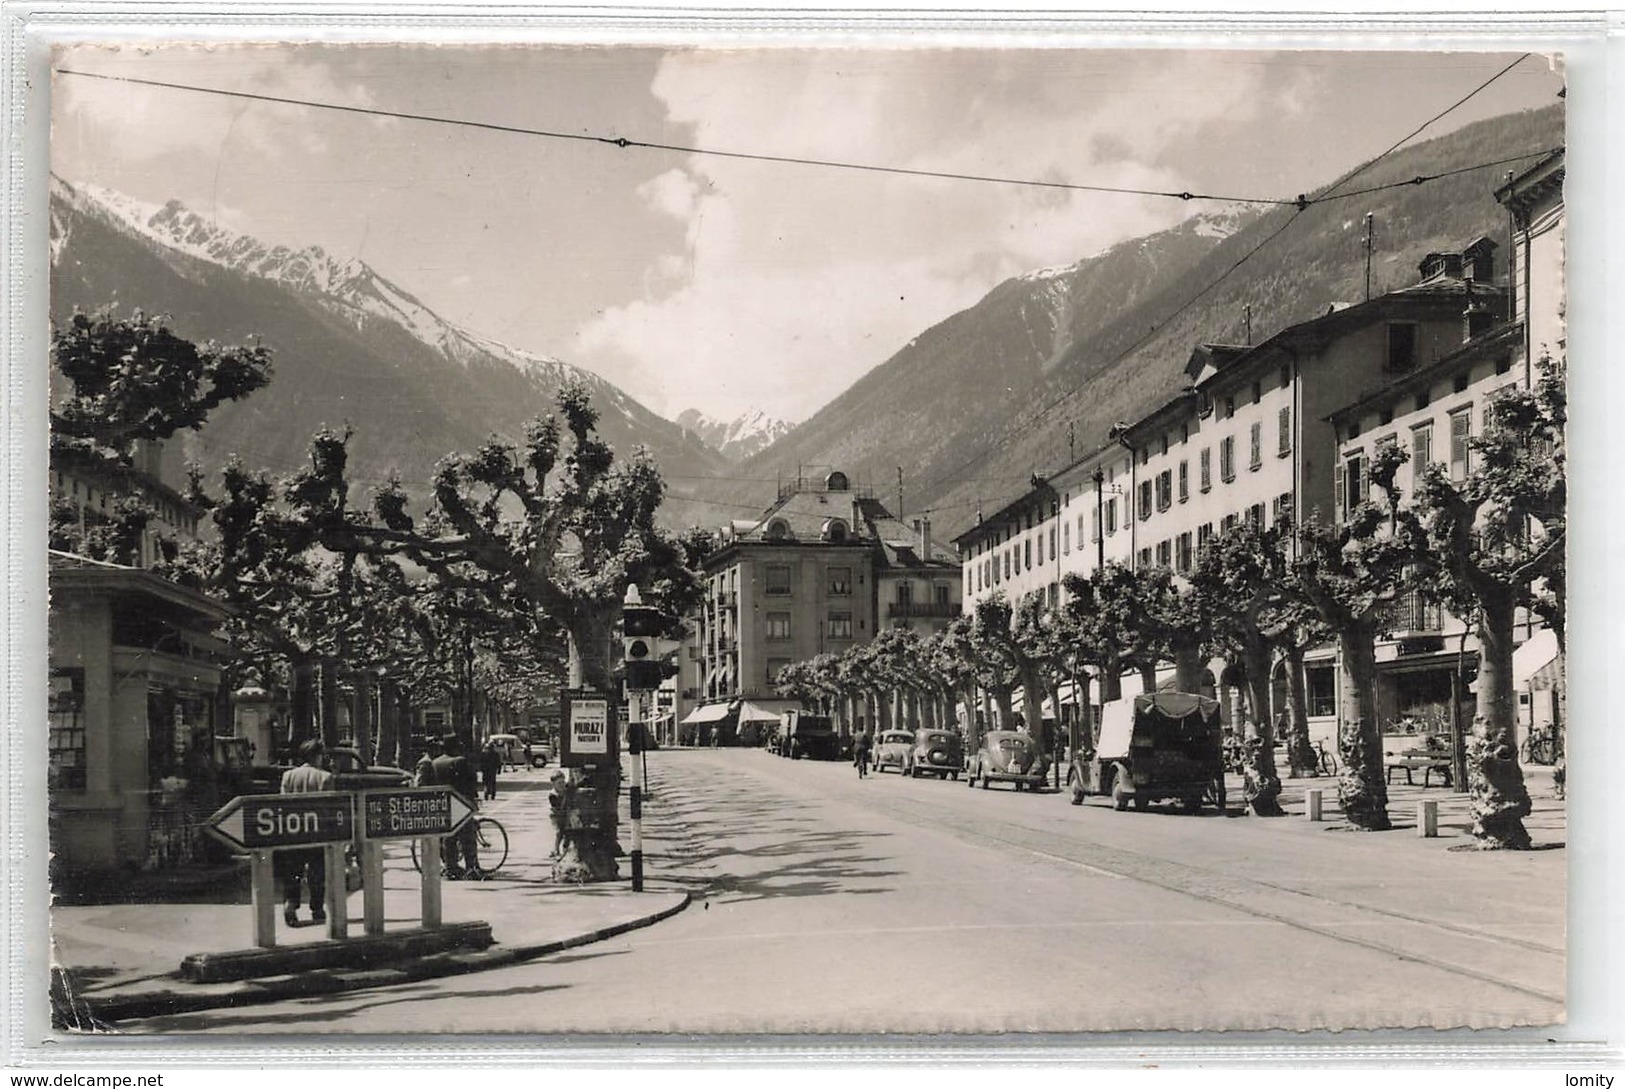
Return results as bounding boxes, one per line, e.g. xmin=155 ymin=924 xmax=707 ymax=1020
xmin=628 ymin=699 xmax=644 ymax=892
xmin=623 ymin=586 xmax=665 ymax=893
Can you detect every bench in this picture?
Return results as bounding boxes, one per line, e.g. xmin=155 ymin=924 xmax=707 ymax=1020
xmin=1384 ymin=751 xmax=1453 ymax=787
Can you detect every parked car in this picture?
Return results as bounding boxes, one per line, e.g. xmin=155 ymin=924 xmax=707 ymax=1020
xmin=244 ymin=746 xmax=410 ymax=795
xmin=1070 ymin=692 xmax=1225 ymax=813
xmin=907 ymin=729 xmax=964 ymax=779
xmin=966 ymin=730 xmax=1048 ymax=791
xmin=871 ymin=730 xmax=916 ymax=774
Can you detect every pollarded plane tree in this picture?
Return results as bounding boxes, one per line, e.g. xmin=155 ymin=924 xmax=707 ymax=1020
xmin=1061 ymin=563 xmax=1168 ymax=706
xmin=1284 ymin=444 xmax=1417 ymax=832
xmin=958 ymin=596 xmax=1025 ymax=738
xmin=869 ymin=626 xmax=938 ymax=732
xmin=367 ymin=385 xmax=706 ymax=883
xmin=1192 ymin=522 xmax=1309 ymax=814
xmin=1407 ymin=358 xmax=1566 ymax=850
xmin=925 ymin=628 xmax=980 ymax=743
xmin=49 ymin=308 xmax=272 ymax=567
xmin=1010 ymin=594 xmax=1075 ymax=758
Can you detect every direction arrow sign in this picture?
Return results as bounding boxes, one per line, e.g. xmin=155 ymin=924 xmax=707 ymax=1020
xmin=359 ymin=787 xmax=475 ymax=841
xmin=204 ymin=791 xmax=354 ymax=852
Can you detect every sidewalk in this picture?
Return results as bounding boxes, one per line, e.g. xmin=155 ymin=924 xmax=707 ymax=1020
xmin=49 ymin=768 xmax=691 ymax=1027
xmin=1249 ymin=762 xmax=1566 ymax=845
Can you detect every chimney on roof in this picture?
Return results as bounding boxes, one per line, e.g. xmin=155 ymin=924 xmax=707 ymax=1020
xmin=914 ymin=517 xmax=933 ymax=560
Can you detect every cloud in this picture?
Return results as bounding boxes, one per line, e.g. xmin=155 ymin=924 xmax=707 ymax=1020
xmin=574 ymin=48 xmax=1286 ymax=421
xmin=53 ymin=44 xmax=394 ymax=179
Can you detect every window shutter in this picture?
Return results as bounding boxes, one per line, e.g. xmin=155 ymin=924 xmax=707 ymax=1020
xmin=1333 ymin=460 xmax=1346 ymax=521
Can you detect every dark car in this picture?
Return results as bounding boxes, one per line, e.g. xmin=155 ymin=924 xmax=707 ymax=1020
xmin=966 ymin=730 xmax=1048 ymax=791
xmin=778 ymin=711 xmax=842 ymax=760
xmin=906 ymin=729 xmax=964 ymax=779
xmin=244 ymin=746 xmax=411 ymax=795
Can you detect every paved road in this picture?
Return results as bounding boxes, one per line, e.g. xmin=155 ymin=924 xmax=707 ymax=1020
xmin=121 ymin=748 xmax=1565 ymax=1035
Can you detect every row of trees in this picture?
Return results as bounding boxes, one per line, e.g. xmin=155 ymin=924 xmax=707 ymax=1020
xmin=51 ymin=309 xmax=709 ymax=882
xmin=777 ymin=360 xmax=1565 ymax=850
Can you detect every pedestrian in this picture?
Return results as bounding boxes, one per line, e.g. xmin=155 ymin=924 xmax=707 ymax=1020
xmin=278 ymin=738 xmax=336 ymax=927
xmin=522 ymin=739 xmax=534 ymax=770
xmin=853 ymin=730 xmax=872 ymax=779
xmin=547 ymin=770 xmax=574 ymax=859
xmin=413 ymin=736 xmax=442 ymax=787
xmin=431 ymin=734 xmax=481 ymax=878
xmin=479 ymin=738 xmax=501 ymax=801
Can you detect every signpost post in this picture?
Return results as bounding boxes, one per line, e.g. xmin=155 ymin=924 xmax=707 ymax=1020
xmin=204 ymin=791 xmax=356 ymax=948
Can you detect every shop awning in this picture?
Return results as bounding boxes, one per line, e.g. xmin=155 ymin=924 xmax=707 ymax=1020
xmin=1512 ymin=629 xmax=1560 ymax=688
xmin=681 ymin=703 xmax=732 ymax=725
xmin=736 ymin=701 xmax=786 ymax=725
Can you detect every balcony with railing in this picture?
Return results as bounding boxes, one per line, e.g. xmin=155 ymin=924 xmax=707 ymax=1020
xmin=1378 ymin=591 xmax=1448 ymax=639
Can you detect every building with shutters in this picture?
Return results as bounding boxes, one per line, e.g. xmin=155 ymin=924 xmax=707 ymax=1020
xmin=1324 ymin=149 xmax=1565 ymax=744
xmin=680 ymin=470 xmax=960 ymax=744
xmin=951 ymin=236 xmax=1514 ymax=741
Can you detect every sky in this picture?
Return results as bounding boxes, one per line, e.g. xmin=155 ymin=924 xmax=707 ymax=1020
xmin=50 ymin=42 xmax=1564 ymax=425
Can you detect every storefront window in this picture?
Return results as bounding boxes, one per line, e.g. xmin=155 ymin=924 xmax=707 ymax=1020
xmin=1307 ymin=666 xmax=1337 ymax=718
xmin=49 ymin=669 xmax=86 ymax=791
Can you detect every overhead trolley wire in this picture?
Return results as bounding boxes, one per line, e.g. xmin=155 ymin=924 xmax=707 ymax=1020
xmin=916 ymin=53 xmax=1544 ymax=507
xmin=56 ymin=68 xmax=1296 ymax=209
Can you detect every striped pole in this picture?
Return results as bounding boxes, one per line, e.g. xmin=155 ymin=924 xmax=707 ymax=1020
xmin=628 ymin=690 xmax=645 ymax=892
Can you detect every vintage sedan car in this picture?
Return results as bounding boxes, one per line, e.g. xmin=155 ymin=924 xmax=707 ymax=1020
xmin=966 ymin=730 xmax=1049 ymax=791
xmin=245 ymin=746 xmax=411 ymax=794
xmin=906 ymin=729 xmax=964 ymax=779
xmin=871 ymin=730 xmax=917 ymax=774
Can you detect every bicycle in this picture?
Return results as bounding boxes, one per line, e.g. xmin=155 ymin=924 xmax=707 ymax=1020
xmin=1313 ymin=738 xmax=1338 ymax=776
xmin=1520 ymin=729 xmax=1563 ymax=767
xmin=409 ymin=816 xmax=509 ymax=879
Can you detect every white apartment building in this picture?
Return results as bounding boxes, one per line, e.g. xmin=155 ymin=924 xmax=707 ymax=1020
xmin=1327 ymin=149 xmax=1564 ymax=742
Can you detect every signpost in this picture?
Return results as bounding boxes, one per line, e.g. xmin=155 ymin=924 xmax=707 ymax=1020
xmin=204 ymin=792 xmax=353 ymax=851
xmin=359 ymin=786 xmax=476 ymax=934
xmin=204 ymin=791 xmax=356 ymax=947
xmin=203 ymin=784 xmax=489 ymax=951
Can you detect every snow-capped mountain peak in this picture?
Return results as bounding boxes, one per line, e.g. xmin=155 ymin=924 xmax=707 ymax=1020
xmin=675 ymin=406 xmax=794 ymax=461
xmin=49 ymin=176 xmax=586 ymax=386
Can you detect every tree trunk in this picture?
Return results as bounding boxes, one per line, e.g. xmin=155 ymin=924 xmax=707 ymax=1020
xmin=352 ymin=670 xmax=375 ymax=764
xmin=1242 ymin=636 xmax=1283 ymax=816
xmin=1138 ymin=662 xmax=1157 ymax=696
xmin=1171 ymin=643 xmax=1204 ymax=693
xmin=379 ymin=678 xmax=402 ymax=768
xmin=1335 ymin=620 xmax=1390 ymax=831
xmin=318 ymin=657 xmax=341 ymax=747
xmin=993 ymin=686 xmax=1015 ymax=731
xmin=553 ymin=609 xmax=621 ymax=884
xmin=1021 ymin=671 xmax=1047 ymax=751
xmin=1285 ymin=644 xmax=1315 ymax=777
xmin=1100 ymin=658 xmax=1123 ymax=703
xmin=1467 ymin=593 xmax=1533 ymax=848
xmin=290 ymin=655 xmax=317 ymax=753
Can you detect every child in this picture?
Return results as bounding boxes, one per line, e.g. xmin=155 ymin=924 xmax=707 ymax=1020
xmin=547 ymin=771 xmax=572 ymax=858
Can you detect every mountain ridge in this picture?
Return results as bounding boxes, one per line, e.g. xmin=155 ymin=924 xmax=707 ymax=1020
xmin=48 ymin=175 xmax=732 ymax=527
xmin=720 ymin=104 xmax=1563 ymax=539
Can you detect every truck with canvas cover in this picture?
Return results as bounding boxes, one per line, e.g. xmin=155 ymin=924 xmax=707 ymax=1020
xmin=1069 ymin=691 xmax=1225 ymax=813
xmin=778 ymin=710 xmax=840 ymax=760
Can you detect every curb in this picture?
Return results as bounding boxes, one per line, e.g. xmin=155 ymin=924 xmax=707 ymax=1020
xmin=56 ymin=890 xmax=692 ymax=1026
